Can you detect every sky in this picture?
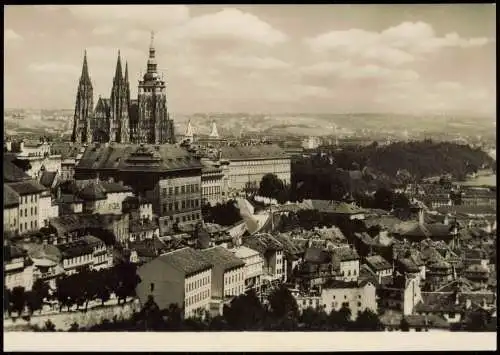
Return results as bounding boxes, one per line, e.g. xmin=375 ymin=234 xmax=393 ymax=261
xmin=4 ymin=4 xmax=496 ymax=116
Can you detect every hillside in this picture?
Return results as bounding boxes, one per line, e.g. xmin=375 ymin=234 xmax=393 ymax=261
xmin=327 ymin=140 xmax=495 ymax=181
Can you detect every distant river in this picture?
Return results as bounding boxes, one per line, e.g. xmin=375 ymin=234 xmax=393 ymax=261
xmin=458 ymin=174 xmax=497 ymax=187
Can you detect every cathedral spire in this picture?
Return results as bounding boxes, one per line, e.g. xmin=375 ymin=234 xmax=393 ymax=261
xmin=80 ymin=49 xmax=91 ymax=84
xmin=146 ymin=31 xmax=158 ymax=76
xmin=114 ymin=50 xmax=123 ymax=81
xmin=124 ymin=61 xmax=129 ymax=83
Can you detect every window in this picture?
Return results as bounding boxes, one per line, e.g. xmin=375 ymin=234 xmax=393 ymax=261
xmin=358 ymin=302 xmax=362 ymax=307
xmin=162 ymin=188 xmax=167 ymax=197
xmin=182 ymin=201 xmax=186 ymax=209
xmin=175 ymin=187 xmax=179 ymax=195
xmin=169 ymin=187 xmax=173 ymax=195
xmin=181 ymin=186 xmax=185 ymax=194
xmin=150 ymin=283 xmax=155 ymax=292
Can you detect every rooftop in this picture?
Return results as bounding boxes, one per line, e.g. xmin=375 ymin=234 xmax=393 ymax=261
xmin=4 ymin=184 xmax=20 ymax=208
xmin=3 ymin=159 xmax=32 ymax=183
xmin=220 ymin=144 xmax=289 ymax=161
xmin=77 ymin=143 xmax=203 ymax=172
xmin=157 ymin=247 xmax=212 ymax=276
xmin=7 ymin=180 xmax=47 ymax=196
xmin=199 ymin=246 xmax=246 ymax=271
xmin=365 ymin=255 xmax=392 ymax=271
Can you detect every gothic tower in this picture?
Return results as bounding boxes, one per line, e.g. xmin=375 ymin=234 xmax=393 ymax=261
xmin=137 ymin=32 xmax=174 ymax=144
xmin=71 ymin=50 xmax=94 ymax=144
xmin=110 ymin=51 xmax=130 ymax=143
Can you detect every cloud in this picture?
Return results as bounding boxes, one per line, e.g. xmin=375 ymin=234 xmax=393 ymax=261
xmin=300 ymin=61 xmax=419 ymax=82
xmin=306 ymin=21 xmax=492 ymax=66
xmin=5 ymin=29 xmax=23 ymax=41
xmin=175 ymin=8 xmax=287 ymax=46
xmin=92 ymin=25 xmax=117 ymax=36
xmin=67 ymin=5 xmax=190 ymax=27
xmin=435 ymin=81 xmax=463 ymax=91
xmin=215 ymin=55 xmax=291 ymax=70
xmin=28 ymin=62 xmax=80 ymax=75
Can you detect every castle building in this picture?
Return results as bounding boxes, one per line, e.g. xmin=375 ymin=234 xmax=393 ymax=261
xmin=71 ymin=32 xmax=175 ymax=145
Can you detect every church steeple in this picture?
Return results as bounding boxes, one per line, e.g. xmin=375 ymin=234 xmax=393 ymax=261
xmin=80 ymin=49 xmax=91 ymax=84
xmin=124 ymin=61 xmax=129 ymax=83
xmin=72 ymin=50 xmax=94 ymax=144
xmin=145 ymin=31 xmax=158 ymax=79
xmin=114 ymin=50 xmax=123 ymax=82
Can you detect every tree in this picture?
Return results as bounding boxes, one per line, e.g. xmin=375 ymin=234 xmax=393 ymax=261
xmin=299 ymin=307 xmax=329 ymax=331
xmin=26 ymin=291 xmax=44 ymax=315
xmin=137 ymin=295 xmax=165 ymax=331
xmin=43 ymin=319 xmax=56 ymax=332
xmin=267 ymin=285 xmax=299 ymax=321
xmin=373 ymin=188 xmax=394 ymax=211
xmin=329 ymin=304 xmax=352 ymax=330
xmin=11 ymin=286 xmax=26 ymax=316
xmin=400 ymin=317 xmax=410 ymax=331
xmin=68 ymin=322 xmax=80 ymax=332
xmin=353 ymin=309 xmax=384 ymax=331
xmin=163 ymin=303 xmax=183 ymax=330
xmin=259 ymin=173 xmax=285 ymax=200
xmin=4 ymin=287 xmax=12 ymax=317
xmin=223 ymin=289 xmax=266 ymax=330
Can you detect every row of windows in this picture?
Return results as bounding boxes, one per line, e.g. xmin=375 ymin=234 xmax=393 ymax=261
xmin=163 ymin=212 xmax=201 ymax=225
xmin=19 ymin=220 xmax=37 ymax=232
xmin=224 ymin=285 xmax=244 ymax=297
xmin=20 ymin=194 xmax=38 ymax=204
xmin=64 ymin=254 xmax=92 ymax=266
xmin=186 ymin=289 xmax=210 ymax=307
xmin=331 ymin=301 xmax=362 ymax=309
xmin=234 ymin=160 xmax=289 ymax=166
xmin=187 ymin=275 xmax=210 ymax=293
xmin=162 ymin=184 xmax=200 ymax=198
xmin=20 ymin=207 xmax=37 ymax=217
xmin=162 ymin=199 xmax=200 ymax=213
xmin=224 ymin=272 xmax=243 ymax=285
xmin=332 ymin=294 xmax=362 ymax=300
xmin=202 ymin=186 xmax=221 ymax=196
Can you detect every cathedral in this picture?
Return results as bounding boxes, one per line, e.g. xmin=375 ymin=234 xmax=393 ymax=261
xmin=71 ymin=33 xmax=175 ymax=145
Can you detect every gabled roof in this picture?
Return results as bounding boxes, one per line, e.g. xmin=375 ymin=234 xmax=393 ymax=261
xmin=331 ymin=246 xmax=359 ymax=261
xmin=304 ymin=247 xmax=331 ymax=264
xmin=4 ymin=184 xmax=20 ymax=208
xmin=199 ymin=246 xmax=245 ymax=271
xmin=101 ymin=181 xmax=133 ymax=194
xmin=39 ymin=171 xmax=58 ymax=189
xmin=78 ymin=182 xmax=107 ymax=201
xmin=156 ymin=247 xmax=212 ymax=276
xmin=7 ymin=180 xmax=47 ymax=196
xmin=3 ymin=159 xmax=32 ymax=183
xmin=365 ymin=255 xmax=392 ymax=271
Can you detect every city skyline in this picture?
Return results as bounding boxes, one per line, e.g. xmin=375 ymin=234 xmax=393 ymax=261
xmin=4 ymin=4 xmax=496 ymax=116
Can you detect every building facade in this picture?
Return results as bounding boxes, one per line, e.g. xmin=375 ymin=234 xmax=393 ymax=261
xmin=4 ymin=184 xmax=20 ymax=233
xmin=201 ymin=165 xmax=225 ymax=206
xmin=219 ymin=145 xmax=291 ymax=193
xmin=8 ymin=180 xmax=47 ymax=234
xmin=232 ymin=245 xmax=264 ymax=291
xmin=136 ymin=247 xmax=213 ymax=318
xmin=321 ymin=281 xmax=378 ymax=320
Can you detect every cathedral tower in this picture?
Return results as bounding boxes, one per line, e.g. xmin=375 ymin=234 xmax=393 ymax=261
xmin=137 ymin=32 xmax=174 ymax=144
xmin=72 ymin=50 xmax=94 ymax=144
xmin=110 ymin=51 xmax=130 ymax=143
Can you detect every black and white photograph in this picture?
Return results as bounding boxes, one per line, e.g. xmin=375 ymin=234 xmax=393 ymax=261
xmin=3 ymin=4 xmax=497 ymax=351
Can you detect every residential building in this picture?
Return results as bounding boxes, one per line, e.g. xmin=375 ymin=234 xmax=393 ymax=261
xmin=136 ymin=247 xmax=212 ymax=318
xmin=321 ymin=280 xmax=378 ymax=320
xmin=364 ymin=255 xmax=394 ymax=285
xmin=199 ymin=246 xmax=246 ymax=301
xmin=74 ymin=180 xmax=134 ymax=215
xmin=332 ymin=246 xmax=360 ymax=282
xmin=201 ymin=164 xmax=225 ymax=206
xmin=74 ymin=143 xmax=203 ymax=232
xmin=4 ymin=243 xmax=34 ymax=291
xmin=4 ymin=184 xmax=20 ymax=233
xmin=232 ymin=245 xmax=264 ymax=291
xmin=242 ymin=233 xmax=286 ymax=284
xmin=10 ymin=140 xmax=62 ymax=180
xmin=8 ymin=180 xmax=47 ymax=234
xmin=219 ymin=145 xmax=291 ymax=192
xmin=38 ymin=189 xmax=59 ymax=228
xmin=377 ymin=275 xmax=423 ymax=316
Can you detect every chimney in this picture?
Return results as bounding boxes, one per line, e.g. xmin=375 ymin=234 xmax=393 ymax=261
xmin=465 ymin=298 xmax=472 ymax=310
xmin=444 ymin=214 xmax=449 ymax=226
xmin=418 ymin=209 xmax=425 ymax=226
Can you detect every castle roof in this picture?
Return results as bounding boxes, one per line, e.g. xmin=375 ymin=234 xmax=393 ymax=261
xmin=77 ymin=143 xmax=203 ymax=173
xmin=220 ymin=144 xmax=289 ymax=161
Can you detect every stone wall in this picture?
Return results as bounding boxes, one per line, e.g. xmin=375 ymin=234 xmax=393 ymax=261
xmin=4 ymin=299 xmax=141 ymax=331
